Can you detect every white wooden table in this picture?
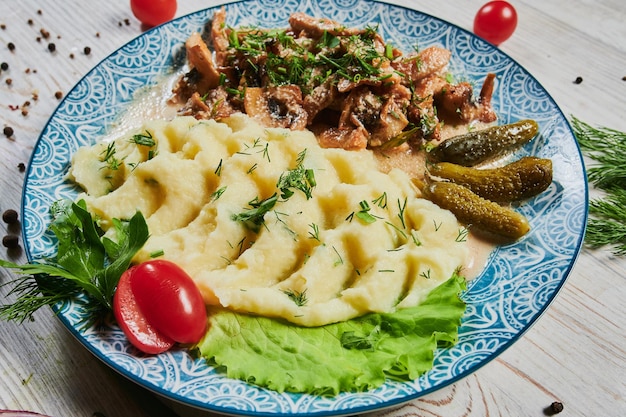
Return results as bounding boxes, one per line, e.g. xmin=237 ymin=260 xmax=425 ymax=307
xmin=1 ymin=1 xmax=625 ymax=416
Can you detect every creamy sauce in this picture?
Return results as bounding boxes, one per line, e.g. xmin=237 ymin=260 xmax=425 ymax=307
xmin=463 ymin=234 xmax=494 ymax=279
xmin=99 ymin=70 xmax=183 ymax=143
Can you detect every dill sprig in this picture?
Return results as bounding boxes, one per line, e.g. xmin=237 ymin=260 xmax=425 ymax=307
xmin=572 ymin=116 xmax=626 ymax=254
xmin=572 ymin=117 xmax=626 ymax=189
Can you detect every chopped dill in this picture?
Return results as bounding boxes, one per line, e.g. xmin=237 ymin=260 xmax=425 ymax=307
xmin=372 ymin=192 xmax=388 ymax=209
xmin=308 ymin=223 xmax=320 ymax=241
xmin=129 ymin=130 xmax=156 ymax=147
xmin=277 ymin=150 xmax=316 ymax=200
xmin=397 ymin=198 xmax=408 ymax=229
xmin=100 ymin=143 xmax=122 ymax=170
xmin=283 ymin=288 xmax=308 ymax=306
xmin=456 ymin=227 xmax=469 ymax=242
xmin=211 ymin=186 xmax=227 ymax=201
xmin=332 ymin=246 xmax=344 ymax=266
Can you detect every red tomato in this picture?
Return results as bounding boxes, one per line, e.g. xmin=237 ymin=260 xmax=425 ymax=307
xmin=129 ymin=260 xmax=207 ymax=344
xmin=113 ymin=266 xmax=175 ymax=354
xmin=130 ymin=0 xmax=177 ymax=28
xmin=473 ymin=1 xmax=518 ymax=46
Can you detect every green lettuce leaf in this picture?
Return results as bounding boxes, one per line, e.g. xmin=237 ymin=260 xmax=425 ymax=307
xmin=194 ymin=273 xmax=467 ymax=394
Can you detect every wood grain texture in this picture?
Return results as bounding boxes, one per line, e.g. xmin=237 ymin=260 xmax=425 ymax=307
xmin=1 ymin=1 xmax=625 ymax=416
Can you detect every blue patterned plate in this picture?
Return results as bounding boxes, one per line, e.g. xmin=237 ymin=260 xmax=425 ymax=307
xmin=21 ymin=0 xmax=587 ymax=415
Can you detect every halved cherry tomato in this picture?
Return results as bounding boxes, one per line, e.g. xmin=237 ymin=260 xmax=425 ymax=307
xmin=129 ymin=259 xmax=207 ymax=344
xmin=473 ymin=1 xmax=518 ymax=46
xmin=113 ymin=266 xmax=175 ymax=354
xmin=130 ymin=0 xmax=177 ymax=28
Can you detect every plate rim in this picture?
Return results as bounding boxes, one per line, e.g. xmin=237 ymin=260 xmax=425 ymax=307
xmin=19 ymin=0 xmax=589 ymax=415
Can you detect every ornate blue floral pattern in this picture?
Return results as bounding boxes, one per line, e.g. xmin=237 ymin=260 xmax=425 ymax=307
xmin=21 ymin=1 xmax=587 ymax=415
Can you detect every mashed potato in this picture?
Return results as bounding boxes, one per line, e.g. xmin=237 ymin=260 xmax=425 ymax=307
xmin=69 ymin=114 xmax=469 ymax=326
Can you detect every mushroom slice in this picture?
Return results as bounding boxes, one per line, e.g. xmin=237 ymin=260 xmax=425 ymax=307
xmin=185 ymin=32 xmax=222 ymax=95
xmin=244 ymin=86 xmax=308 ymax=130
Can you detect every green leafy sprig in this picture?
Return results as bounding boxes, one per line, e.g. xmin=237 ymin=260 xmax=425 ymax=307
xmin=572 ymin=116 xmax=626 ymax=255
xmin=0 ymin=199 xmax=149 ymax=323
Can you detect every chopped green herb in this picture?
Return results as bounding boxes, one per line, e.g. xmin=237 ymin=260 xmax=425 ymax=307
xmin=283 ymin=288 xmax=308 ymax=306
xmin=276 ymin=150 xmax=316 ymax=200
xmin=372 ymin=192 xmax=388 ymax=208
xmin=332 ymin=246 xmax=344 ymax=266
xmin=272 ymin=211 xmax=297 ymax=240
xmin=410 ymin=231 xmax=422 ymax=246
xmin=397 ymin=198 xmax=407 ymax=229
xmin=308 ymin=223 xmax=320 ymax=241
xmin=319 ymin=31 xmax=340 ymax=49
xmin=100 ymin=142 xmax=122 ymax=170
xmin=355 ymin=200 xmax=377 ymax=224
xmin=384 ymin=221 xmax=407 ymax=240
xmin=456 ymin=227 xmax=469 ymax=242
xmin=211 ymin=186 xmax=227 ymax=201
xmin=129 ymin=130 xmax=156 ymax=147
xmin=260 ymin=142 xmax=270 ymax=162
xmin=231 ymin=193 xmax=278 ymax=232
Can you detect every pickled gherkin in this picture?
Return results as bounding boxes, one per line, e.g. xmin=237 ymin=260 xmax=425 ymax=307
xmin=419 ymin=181 xmax=531 ymax=241
xmin=428 ymin=157 xmax=553 ymax=202
xmin=429 ymin=120 xmax=539 ymax=166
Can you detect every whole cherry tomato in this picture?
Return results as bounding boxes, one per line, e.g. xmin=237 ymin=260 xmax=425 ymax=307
xmin=113 ymin=265 xmax=175 ymax=354
xmin=128 ymin=259 xmax=207 ymax=344
xmin=130 ymin=0 xmax=177 ymax=28
xmin=473 ymin=1 xmax=518 ymax=46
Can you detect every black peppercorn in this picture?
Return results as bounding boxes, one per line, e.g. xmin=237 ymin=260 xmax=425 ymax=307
xmin=3 ymin=126 xmax=13 ymax=138
xmin=573 ymin=76 xmax=583 ymax=84
xmin=551 ymin=401 xmax=564 ymax=413
xmin=48 ymin=42 xmax=56 ymax=52
xmin=2 ymin=209 xmax=19 ymax=224
xmin=2 ymin=234 xmax=20 ymax=249
xmin=0 ymin=62 xmax=8 ymax=71
xmin=7 ymin=42 xmax=15 ymax=51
